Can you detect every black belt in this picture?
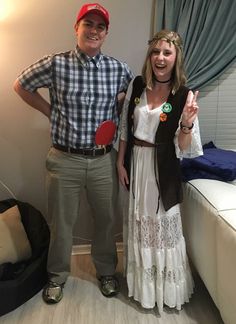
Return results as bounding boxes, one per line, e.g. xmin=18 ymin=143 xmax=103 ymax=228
xmin=53 ymin=144 xmax=112 ymax=156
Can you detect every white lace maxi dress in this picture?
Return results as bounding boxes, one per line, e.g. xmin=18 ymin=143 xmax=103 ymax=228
xmin=120 ymin=82 xmax=203 ymax=312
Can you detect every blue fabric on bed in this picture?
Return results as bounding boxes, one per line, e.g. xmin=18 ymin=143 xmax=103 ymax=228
xmin=181 ymin=142 xmax=236 ymax=182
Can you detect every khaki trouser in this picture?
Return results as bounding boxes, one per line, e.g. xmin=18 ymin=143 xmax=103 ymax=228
xmin=45 ymin=147 xmax=118 ymax=284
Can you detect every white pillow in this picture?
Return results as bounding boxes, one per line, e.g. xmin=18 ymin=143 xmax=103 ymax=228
xmin=0 ymin=205 xmax=32 ymax=264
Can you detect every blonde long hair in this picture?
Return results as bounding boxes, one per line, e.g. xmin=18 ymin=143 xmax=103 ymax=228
xmin=142 ymin=30 xmax=187 ymax=94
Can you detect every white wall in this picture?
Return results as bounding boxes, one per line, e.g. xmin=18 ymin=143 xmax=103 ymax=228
xmin=0 ymin=0 xmax=153 ymax=242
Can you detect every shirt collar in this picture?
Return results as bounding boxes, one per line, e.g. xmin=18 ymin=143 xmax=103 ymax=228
xmin=75 ymin=46 xmax=103 ymax=68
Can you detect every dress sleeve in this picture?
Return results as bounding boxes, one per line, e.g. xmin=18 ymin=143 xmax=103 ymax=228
xmin=174 ymin=116 xmax=203 ymax=159
xmin=119 ymin=78 xmax=135 ymax=142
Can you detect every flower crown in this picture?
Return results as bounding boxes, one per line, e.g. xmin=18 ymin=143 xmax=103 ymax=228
xmin=148 ymin=32 xmax=183 ymax=51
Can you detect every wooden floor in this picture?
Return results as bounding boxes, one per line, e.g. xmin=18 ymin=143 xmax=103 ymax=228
xmin=0 ymin=252 xmax=224 ymax=324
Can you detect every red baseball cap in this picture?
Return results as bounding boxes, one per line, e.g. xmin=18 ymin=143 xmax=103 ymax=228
xmin=76 ymin=3 xmax=109 ymax=29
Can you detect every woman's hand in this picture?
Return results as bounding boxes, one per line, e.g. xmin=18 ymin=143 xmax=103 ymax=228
xmin=181 ymin=90 xmax=199 ymax=126
xmin=116 ymin=162 xmax=129 ymax=188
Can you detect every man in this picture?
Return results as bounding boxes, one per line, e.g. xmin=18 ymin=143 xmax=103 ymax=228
xmin=14 ymin=3 xmax=133 ymax=304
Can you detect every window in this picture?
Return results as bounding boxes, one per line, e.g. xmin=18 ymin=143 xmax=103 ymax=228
xmin=198 ymin=62 xmax=236 ymax=149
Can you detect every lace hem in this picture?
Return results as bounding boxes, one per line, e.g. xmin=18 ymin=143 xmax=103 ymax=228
xmin=126 ymin=238 xmax=194 ymax=311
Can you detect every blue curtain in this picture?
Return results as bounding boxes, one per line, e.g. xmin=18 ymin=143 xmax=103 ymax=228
xmin=155 ymin=0 xmax=236 ymax=89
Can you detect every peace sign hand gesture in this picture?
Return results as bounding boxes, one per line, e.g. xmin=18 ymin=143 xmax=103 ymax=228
xmin=181 ymin=90 xmax=199 ymax=127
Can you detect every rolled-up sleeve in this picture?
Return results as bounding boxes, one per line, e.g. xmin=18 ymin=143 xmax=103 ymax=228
xmin=17 ymin=55 xmax=53 ymax=92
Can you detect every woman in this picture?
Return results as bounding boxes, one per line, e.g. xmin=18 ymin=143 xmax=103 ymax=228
xmin=117 ymin=30 xmax=203 ymax=312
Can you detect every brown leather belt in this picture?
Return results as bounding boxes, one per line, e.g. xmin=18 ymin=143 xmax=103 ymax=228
xmin=134 ymin=138 xmax=156 ymax=147
xmin=53 ymin=144 xmax=112 ymax=156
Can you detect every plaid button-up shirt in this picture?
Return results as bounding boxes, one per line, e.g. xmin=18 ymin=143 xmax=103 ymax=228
xmin=18 ymin=47 xmax=133 ymax=148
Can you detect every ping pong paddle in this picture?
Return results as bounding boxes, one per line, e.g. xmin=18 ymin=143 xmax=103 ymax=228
xmin=95 ymin=120 xmax=116 ymax=146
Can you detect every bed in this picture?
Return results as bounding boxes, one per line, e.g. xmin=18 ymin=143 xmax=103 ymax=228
xmin=181 ymin=144 xmax=236 ymax=324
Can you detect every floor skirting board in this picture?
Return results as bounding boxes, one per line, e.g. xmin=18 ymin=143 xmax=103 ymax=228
xmin=72 ymin=242 xmax=123 ymax=255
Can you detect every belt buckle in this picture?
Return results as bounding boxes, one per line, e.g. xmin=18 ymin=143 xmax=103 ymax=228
xmin=92 ymin=148 xmax=97 ymax=157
